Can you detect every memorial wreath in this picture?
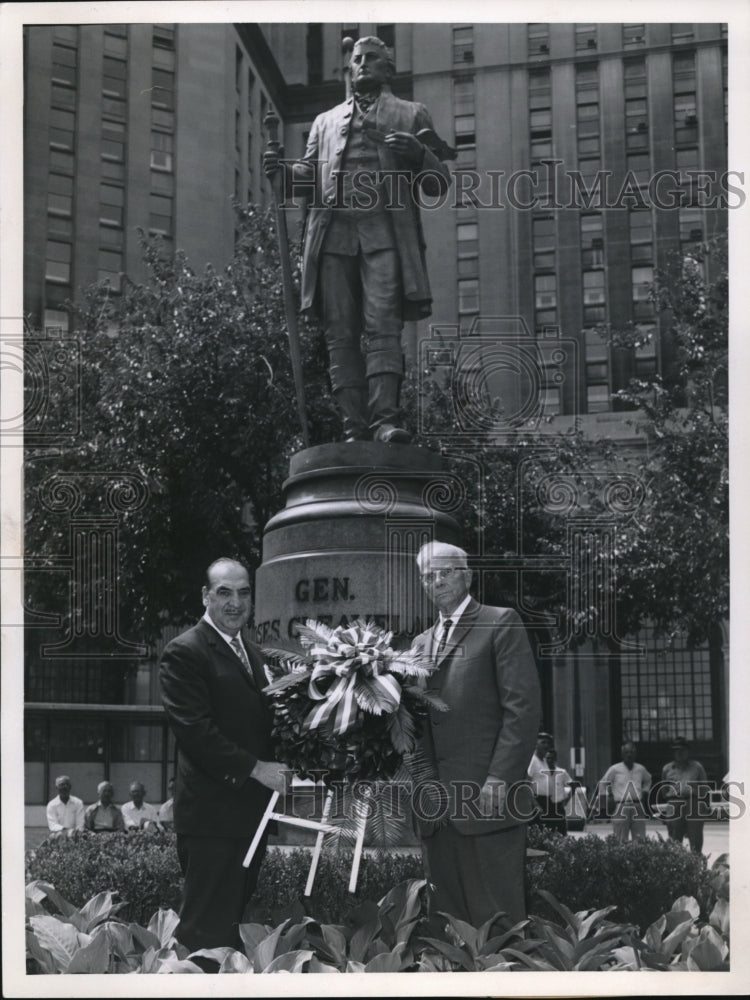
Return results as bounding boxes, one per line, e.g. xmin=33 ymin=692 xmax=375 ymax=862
xmin=262 ymin=618 xmax=447 ymax=786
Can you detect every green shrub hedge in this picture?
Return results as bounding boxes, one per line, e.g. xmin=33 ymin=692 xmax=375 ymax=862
xmin=525 ymin=824 xmax=712 ymax=932
xmin=26 ymin=825 xmax=712 ymax=932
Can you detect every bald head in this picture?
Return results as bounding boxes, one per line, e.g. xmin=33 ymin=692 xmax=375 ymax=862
xmin=203 ymin=558 xmax=252 ymax=636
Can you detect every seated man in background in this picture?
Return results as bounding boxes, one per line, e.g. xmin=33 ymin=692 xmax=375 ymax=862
xmin=46 ymin=774 xmax=85 ymax=837
xmin=121 ymin=780 xmax=163 ymax=832
xmin=84 ymin=780 xmax=125 ymax=833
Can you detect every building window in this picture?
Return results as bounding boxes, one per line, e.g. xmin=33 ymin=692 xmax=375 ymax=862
xmin=576 ymin=64 xmax=600 ymax=159
xmin=534 ymin=274 xmax=557 ymax=329
xmin=452 ymin=26 xmax=474 ymax=66
xmin=49 ymin=149 xmax=74 ymax=174
xmin=624 ymin=60 xmax=648 ymax=152
xmin=621 ymin=627 xmax=714 ymax=741
xmin=585 ymin=320 xmax=611 ymax=411
xmin=48 ymin=172 xmax=73 ymax=216
xmin=53 ymin=25 xmax=78 ymax=45
xmin=626 ymin=152 xmax=650 ymax=190
xmin=98 ymin=249 xmax=122 ymax=292
xmin=102 ymin=56 xmax=127 ymax=99
xmin=529 ymin=68 xmax=552 ymax=194
xmin=235 ymin=45 xmax=242 ymax=92
xmin=458 ymin=278 xmax=479 ymax=315
xmin=51 ymin=82 xmax=76 ymax=110
xmin=582 ymin=270 xmax=606 ymax=324
xmin=673 ymin=52 xmax=697 ymax=145
xmin=629 ymin=208 xmax=653 ymax=264
xmin=153 ymin=24 xmax=175 ymax=50
xmin=580 ymin=213 xmax=604 ymax=269
xmin=247 ymin=67 xmax=255 ymax=114
xmin=51 ymin=41 xmax=77 ymax=86
xmin=45 ymin=240 xmax=71 ymax=283
xmin=532 ymin=215 xmax=555 ymax=270
xmin=152 ymin=68 xmax=174 ymax=110
xmin=574 ymin=157 xmax=604 ymax=208
xmin=528 ymin=23 xmax=550 ymax=57
xmin=151 ymin=130 xmax=173 ymax=171
xmin=679 ymin=206 xmax=703 ymax=247
xmin=575 ymin=24 xmax=597 ymax=50
xmin=671 ymin=23 xmax=695 ymax=43
xmin=622 ymin=23 xmax=645 ymax=47
xmin=152 ymin=108 xmax=174 ymax=132
xmin=103 ymin=31 xmax=127 ymax=57
xmin=377 ymin=24 xmax=395 ymax=64
xmin=307 ymin=24 xmax=323 ymax=84
xmin=100 ymin=183 xmax=124 ymax=226
xmin=586 ymin=385 xmax=610 ymax=412
xmin=47 ymin=215 xmax=72 ymax=241
xmin=456 ymin=221 xmax=478 ymax=279
xmin=634 ymin=324 xmax=658 ymax=377
xmin=149 ymin=193 xmax=173 ymax=236
xmin=99 ymin=225 xmax=123 ymax=248
xmin=49 ymin=107 xmax=75 ymax=151
xmin=632 ymin=266 xmax=654 ymax=319
xmin=43 ymin=308 xmax=70 ymax=336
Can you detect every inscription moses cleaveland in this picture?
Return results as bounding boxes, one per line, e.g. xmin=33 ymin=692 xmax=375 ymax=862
xmin=264 ymin=35 xmax=454 ymax=445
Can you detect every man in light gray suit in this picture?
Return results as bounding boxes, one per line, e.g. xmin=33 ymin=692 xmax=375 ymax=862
xmin=265 ymin=36 xmax=451 ymax=443
xmin=413 ymin=541 xmax=541 ymax=927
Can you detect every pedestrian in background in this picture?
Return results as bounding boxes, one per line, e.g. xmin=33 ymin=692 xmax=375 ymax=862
xmin=659 ymin=737 xmax=709 ymax=853
xmin=534 ymin=747 xmax=573 ymax=835
xmin=598 ymin=741 xmax=652 ymax=842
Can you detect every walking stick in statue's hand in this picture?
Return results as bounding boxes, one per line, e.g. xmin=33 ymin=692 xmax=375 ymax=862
xmin=342 ymin=36 xmax=354 ymax=100
xmin=263 ymin=107 xmax=310 ymax=449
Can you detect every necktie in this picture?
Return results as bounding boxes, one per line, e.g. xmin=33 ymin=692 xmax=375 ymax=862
xmin=437 ymin=618 xmax=453 ymax=655
xmin=230 ymin=636 xmax=255 ymax=684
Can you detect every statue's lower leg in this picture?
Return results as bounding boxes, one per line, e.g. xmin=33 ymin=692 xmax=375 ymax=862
xmin=368 ymin=373 xmax=411 ymax=444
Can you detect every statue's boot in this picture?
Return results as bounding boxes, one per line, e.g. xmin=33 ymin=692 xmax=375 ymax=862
xmin=368 ymin=373 xmax=411 ymax=444
xmin=334 ymin=386 xmax=370 ymax=442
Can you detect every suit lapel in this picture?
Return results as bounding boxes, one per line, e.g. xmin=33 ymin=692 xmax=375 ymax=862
xmin=199 ymin=620 xmax=258 ymax=691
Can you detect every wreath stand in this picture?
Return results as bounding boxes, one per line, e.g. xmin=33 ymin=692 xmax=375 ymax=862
xmin=242 ymin=784 xmax=370 ymax=895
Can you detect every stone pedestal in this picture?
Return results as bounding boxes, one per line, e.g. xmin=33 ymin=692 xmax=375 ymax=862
xmin=254 ymin=442 xmax=461 ymax=646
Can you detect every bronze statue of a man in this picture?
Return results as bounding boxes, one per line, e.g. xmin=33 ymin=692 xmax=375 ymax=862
xmin=264 ymin=36 xmax=451 ymax=443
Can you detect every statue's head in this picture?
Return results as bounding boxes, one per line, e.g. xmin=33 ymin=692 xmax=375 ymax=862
xmin=349 ymin=36 xmax=394 ymax=93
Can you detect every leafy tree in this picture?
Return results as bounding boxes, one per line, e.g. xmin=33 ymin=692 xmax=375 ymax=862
xmin=407 ymin=234 xmax=728 ymax=649
xmin=25 ymin=206 xmax=337 ymax=642
xmin=603 ymin=234 xmax=728 ymax=646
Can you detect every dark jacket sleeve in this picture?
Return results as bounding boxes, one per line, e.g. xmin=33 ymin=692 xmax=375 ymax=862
xmin=487 ymin=608 xmax=541 ymax=783
xmin=160 ymin=635 xmax=257 ymax=787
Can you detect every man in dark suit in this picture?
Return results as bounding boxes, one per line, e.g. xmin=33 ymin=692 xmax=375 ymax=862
xmin=264 ymin=36 xmax=451 ymax=443
xmin=413 ymin=542 xmax=541 ymax=927
xmin=160 ymin=558 xmax=286 ymax=954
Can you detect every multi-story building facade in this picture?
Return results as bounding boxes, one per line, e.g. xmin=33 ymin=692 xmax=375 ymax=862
xmin=21 ymin=21 xmax=729 ymax=816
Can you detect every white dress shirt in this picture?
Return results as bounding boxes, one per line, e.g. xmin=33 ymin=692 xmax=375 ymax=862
xmin=121 ymin=800 xmax=160 ymax=829
xmin=46 ymin=794 xmax=85 ymax=833
xmin=435 ymin=593 xmax=472 ymax=652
